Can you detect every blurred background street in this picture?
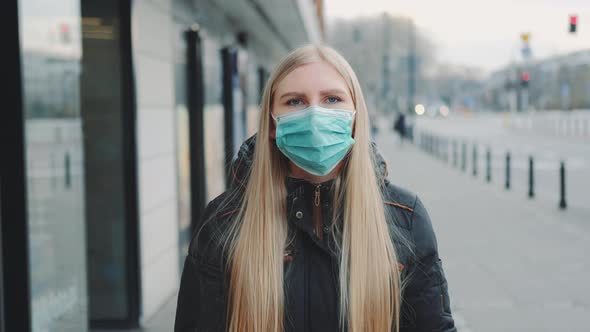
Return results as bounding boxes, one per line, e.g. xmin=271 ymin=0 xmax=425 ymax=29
xmin=378 ymin=122 xmax=590 ymax=332
xmin=3 ymin=0 xmax=589 ymax=331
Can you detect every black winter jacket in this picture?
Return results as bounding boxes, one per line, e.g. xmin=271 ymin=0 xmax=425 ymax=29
xmin=174 ymin=136 xmax=456 ymax=332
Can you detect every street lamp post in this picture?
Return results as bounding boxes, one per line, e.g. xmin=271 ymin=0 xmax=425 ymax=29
xmin=407 ymin=18 xmax=416 ymax=116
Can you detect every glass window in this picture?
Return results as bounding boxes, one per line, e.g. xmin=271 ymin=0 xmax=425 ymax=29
xmin=81 ymin=0 xmax=134 ymax=322
xmin=18 ymin=0 xmax=88 ymax=330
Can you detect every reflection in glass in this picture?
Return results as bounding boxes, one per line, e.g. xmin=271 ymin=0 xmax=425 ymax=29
xmin=18 ymin=0 xmax=88 ymax=330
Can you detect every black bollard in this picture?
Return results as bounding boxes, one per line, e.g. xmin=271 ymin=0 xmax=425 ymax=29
xmin=430 ymin=135 xmax=436 ymax=155
xmin=453 ymin=140 xmax=459 ymax=167
xmin=420 ymin=133 xmax=424 ymax=151
xmin=65 ymin=152 xmax=71 ymax=189
xmin=472 ymin=144 xmax=478 ymax=177
xmin=435 ymin=136 xmax=439 ymax=158
xmin=434 ymin=136 xmax=437 ymax=158
xmin=433 ymin=135 xmax=436 ymax=156
xmin=528 ymin=156 xmax=534 ymax=198
xmin=486 ymin=148 xmax=491 ymax=182
xmin=559 ymin=161 xmax=567 ymax=209
xmin=444 ymin=139 xmax=449 ymax=163
xmin=505 ymin=152 xmax=511 ymax=190
xmin=461 ymin=142 xmax=467 ymax=172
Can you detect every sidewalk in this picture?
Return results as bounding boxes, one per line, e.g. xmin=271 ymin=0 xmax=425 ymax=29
xmin=376 ymin=131 xmax=590 ymax=332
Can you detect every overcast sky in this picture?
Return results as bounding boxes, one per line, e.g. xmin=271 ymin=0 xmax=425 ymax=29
xmin=325 ymin=0 xmax=590 ymax=74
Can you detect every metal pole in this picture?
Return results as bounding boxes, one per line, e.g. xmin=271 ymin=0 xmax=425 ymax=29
xmin=434 ymin=136 xmax=438 ymax=158
xmin=64 ymin=152 xmax=71 ymax=189
xmin=505 ymin=152 xmax=511 ymax=190
xmin=421 ymin=133 xmax=425 ymax=150
xmin=453 ymin=140 xmax=458 ymax=167
xmin=472 ymin=144 xmax=478 ymax=176
xmin=407 ymin=19 xmax=415 ymax=115
xmin=461 ymin=142 xmax=467 ymax=172
xmin=528 ymin=156 xmax=534 ymax=198
xmin=559 ymin=161 xmax=567 ymax=209
xmin=444 ymin=138 xmax=449 ymax=163
xmin=430 ymin=135 xmax=434 ymax=155
xmin=486 ymin=148 xmax=491 ymax=182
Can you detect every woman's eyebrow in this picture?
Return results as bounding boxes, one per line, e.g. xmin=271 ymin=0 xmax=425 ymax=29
xmin=279 ymin=92 xmax=305 ymax=100
xmin=319 ymin=88 xmax=348 ymax=96
xmin=279 ymin=88 xmax=348 ymax=100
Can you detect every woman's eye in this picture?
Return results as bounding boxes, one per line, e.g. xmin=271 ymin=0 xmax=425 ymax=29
xmin=286 ymin=98 xmax=303 ymax=106
xmin=326 ymin=96 xmax=342 ymax=104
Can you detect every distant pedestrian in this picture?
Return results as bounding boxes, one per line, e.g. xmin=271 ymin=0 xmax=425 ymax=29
xmin=175 ymin=44 xmax=456 ymax=332
xmin=394 ymin=112 xmax=406 ymax=144
xmin=370 ymin=113 xmax=379 ymax=139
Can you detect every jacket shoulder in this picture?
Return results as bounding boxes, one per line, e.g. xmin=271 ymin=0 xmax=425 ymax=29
xmin=383 ymin=182 xmax=439 ymax=260
xmin=187 ymin=190 xmax=241 ymax=267
xmin=383 ymin=182 xmax=417 ymax=214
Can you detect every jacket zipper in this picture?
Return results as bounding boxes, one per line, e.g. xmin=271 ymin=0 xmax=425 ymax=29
xmin=314 ymin=185 xmax=321 ymax=207
xmin=314 ymin=185 xmax=323 ymax=240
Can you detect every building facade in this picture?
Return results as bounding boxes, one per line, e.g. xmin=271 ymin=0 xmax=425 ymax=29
xmin=482 ymin=50 xmax=590 ymax=112
xmin=1 ymin=0 xmax=323 ymax=331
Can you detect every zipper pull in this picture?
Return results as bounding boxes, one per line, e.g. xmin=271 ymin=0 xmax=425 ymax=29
xmin=314 ymin=185 xmax=321 ymax=207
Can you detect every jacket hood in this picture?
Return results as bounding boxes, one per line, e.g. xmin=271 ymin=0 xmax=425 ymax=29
xmin=228 ymin=134 xmax=389 ymax=190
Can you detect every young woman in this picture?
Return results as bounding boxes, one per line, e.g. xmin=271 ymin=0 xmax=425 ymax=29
xmin=174 ymin=44 xmax=456 ymax=332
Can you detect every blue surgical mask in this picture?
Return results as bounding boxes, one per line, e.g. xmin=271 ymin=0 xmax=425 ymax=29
xmin=273 ymin=105 xmax=356 ymax=176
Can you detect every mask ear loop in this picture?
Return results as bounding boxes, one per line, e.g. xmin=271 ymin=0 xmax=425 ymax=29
xmin=270 ymin=112 xmax=278 ymax=140
xmin=351 ymin=110 xmax=357 ymax=138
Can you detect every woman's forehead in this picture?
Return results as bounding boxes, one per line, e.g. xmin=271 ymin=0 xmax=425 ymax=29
xmin=275 ymin=61 xmax=350 ymax=96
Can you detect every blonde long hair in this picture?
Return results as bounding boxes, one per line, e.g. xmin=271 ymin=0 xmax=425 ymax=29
xmin=224 ymin=44 xmax=401 ymax=332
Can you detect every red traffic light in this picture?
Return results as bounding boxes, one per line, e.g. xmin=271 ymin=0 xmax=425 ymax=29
xmin=521 ymin=71 xmax=530 ymax=82
xmin=569 ymin=14 xmax=578 ymax=33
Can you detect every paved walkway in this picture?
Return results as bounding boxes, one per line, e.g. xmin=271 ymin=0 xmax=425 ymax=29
xmin=376 ymin=130 xmax=590 ymax=332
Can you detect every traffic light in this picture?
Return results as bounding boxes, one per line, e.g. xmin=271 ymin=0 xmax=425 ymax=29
xmin=521 ymin=71 xmax=530 ymax=88
xmin=569 ymin=15 xmax=578 ymax=33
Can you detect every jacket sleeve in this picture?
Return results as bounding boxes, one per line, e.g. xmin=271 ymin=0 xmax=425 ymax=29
xmin=174 ymin=194 xmax=225 ymax=332
xmin=401 ymin=196 xmax=456 ymax=332
xmin=174 ymin=253 xmax=202 ymax=332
